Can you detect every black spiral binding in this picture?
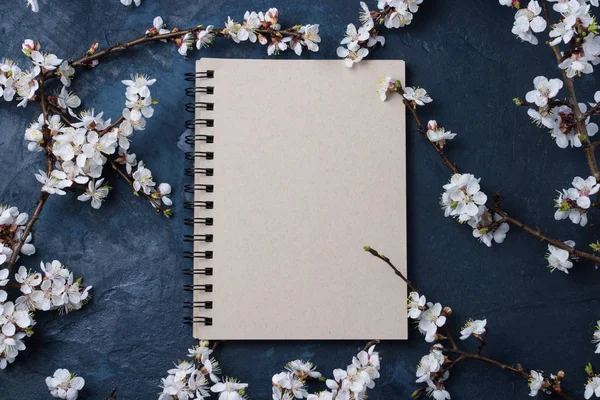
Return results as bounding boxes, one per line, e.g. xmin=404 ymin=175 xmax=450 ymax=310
xmin=184 ymin=69 xmax=215 ymax=327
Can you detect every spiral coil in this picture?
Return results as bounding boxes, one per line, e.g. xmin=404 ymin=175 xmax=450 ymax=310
xmin=184 ymin=70 xmax=215 ymax=327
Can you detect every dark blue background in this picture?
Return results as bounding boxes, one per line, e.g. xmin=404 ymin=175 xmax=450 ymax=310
xmin=1 ymin=1 xmax=599 ymax=399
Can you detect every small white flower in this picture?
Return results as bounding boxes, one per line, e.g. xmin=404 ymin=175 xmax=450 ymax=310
xmin=377 ymin=75 xmax=394 ymax=102
xmin=585 ymin=377 xmax=600 ymax=399
xmin=512 ymin=1 xmax=547 ymax=45
xmin=403 ymin=87 xmax=432 ymax=106
xmin=300 ymin=24 xmax=321 ymax=53
xmin=31 ymin=51 xmax=63 ymax=71
xmin=59 ymin=62 xmax=75 ymax=87
xmin=57 ymin=86 xmax=81 ymax=112
xmin=426 ymin=120 xmax=456 ymax=147
xmin=415 ymin=353 xmax=441 ymax=383
xmin=286 ymin=359 xmax=322 ymax=379
xmin=407 ymin=291 xmax=426 ymax=320
xmin=196 ymin=26 xmax=215 ymax=49
xmin=340 ymin=23 xmax=369 ymax=48
xmin=546 ymin=240 xmax=576 ymax=274
xmin=525 ymin=76 xmax=563 ymax=107
xmin=528 ymin=370 xmax=545 ymax=397
xmin=426 ymin=378 xmax=451 ymax=400
xmin=336 ymin=45 xmax=369 ymax=68
xmin=210 ymin=378 xmax=248 ymax=400
xmin=121 ymin=0 xmax=141 ymax=6
xmin=418 ymin=302 xmax=447 ymax=343
xmin=77 ymin=179 xmax=110 ymax=209
xmin=46 ymin=369 xmax=85 ymax=400
xmin=122 ymin=74 xmax=156 ymax=98
xmin=592 ymin=320 xmax=600 ymax=354
xmin=157 ymin=183 xmax=173 ymax=206
xmin=441 ymin=173 xmax=488 ymax=223
xmin=35 ymin=170 xmax=73 ymax=195
xmin=459 ymin=319 xmax=487 ymax=340
xmin=132 ymin=161 xmax=156 ymax=195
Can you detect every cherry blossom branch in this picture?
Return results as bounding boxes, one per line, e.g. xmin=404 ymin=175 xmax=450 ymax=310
xmin=108 ymin=159 xmax=168 ymax=215
xmin=540 ymin=0 xmax=600 ymax=181
xmin=365 ymin=246 xmax=571 ymax=400
xmin=42 ymin=23 xmax=310 ymax=82
xmin=396 ymin=89 xmax=600 ymax=264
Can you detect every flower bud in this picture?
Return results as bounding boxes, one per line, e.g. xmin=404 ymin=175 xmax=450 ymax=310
xmin=427 ymin=120 xmax=438 ymax=131
xmin=556 ymin=371 xmax=565 ymax=381
xmin=442 ymin=306 xmax=452 ymax=316
xmin=87 ymin=43 xmax=99 ymax=55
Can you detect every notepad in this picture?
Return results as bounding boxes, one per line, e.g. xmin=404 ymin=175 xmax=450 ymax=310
xmin=185 ymin=58 xmax=407 ymax=340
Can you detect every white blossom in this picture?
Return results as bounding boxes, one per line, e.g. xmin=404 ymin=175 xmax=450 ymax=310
xmin=336 ymin=45 xmax=369 ymax=67
xmin=403 ymin=87 xmax=432 ymax=106
xmin=418 ymin=302 xmax=447 ymax=343
xmin=35 ymin=170 xmax=73 ymax=195
xmin=546 ymin=240 xmax=576 ymax=274
xmin=441 ymin=173 xmax=488 ymax=223
xmin=377 ymin=75 xmax=395 ymax=102
xmin=211 ymin=378 xmax=248 ymax=400
xmin=56 ymin=86 xmax=81 ymax=112
xmin=459 ymin=319 xmax=487 ymax=340
xmin=525 ymin=76 xmax=563 ymax=107
xmin=132 ymin=161 xmax=156 ymax=195
xmin=511 ymin=1 xmax=547 ymax=45
xmin=585 ymin=377 xmax=600 ymax=399
xmin=528 ymin=370 xmax=545 ymax=397
xmin=592 ymin=320 xmax=600 ymax=354
xmin=426 ymin=120 xmax=456 ymax=147
xmin=46 ymin=369 xmax=85 ymax=400
xmin=407 ymin=291 xmax=426 ymax=320
xmin=77 ymin=179 xmax=110 ymax=209
xmin=121 ymin=0 xmax=141 ymax=6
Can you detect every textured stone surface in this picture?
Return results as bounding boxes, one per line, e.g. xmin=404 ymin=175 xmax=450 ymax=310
xmin=0 ymin=1 xmax=599 ymax=399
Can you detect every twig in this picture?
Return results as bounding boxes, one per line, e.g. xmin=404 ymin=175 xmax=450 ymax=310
xmin=104 ymin=388 xmax=117 ymax=400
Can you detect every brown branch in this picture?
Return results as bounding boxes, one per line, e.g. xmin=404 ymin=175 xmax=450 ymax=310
xmin=584 ymin=102 xmax=600 ymax=119
xmin=104 ymin=388 xmax=117 ymax=400
xmin=492 ymin=207 xmax=600 ymax=262
xmin=399 ymin=92 xmax=458 ymax=174
xmin=6 ymin=192 xmax=50 ymax=271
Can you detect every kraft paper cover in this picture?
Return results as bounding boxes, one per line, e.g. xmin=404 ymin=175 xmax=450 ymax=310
xmin=192 ymin=58 xmax=407 ymax=340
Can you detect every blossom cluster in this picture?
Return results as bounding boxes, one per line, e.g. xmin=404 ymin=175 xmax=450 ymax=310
xmin=16 ymin=53 xmax=173 ymax=212
xmin=159 ymin=340 xmax=247 ymax=400
xmin=554 ymin=176 xmax=599 ymax=227
xmin=272 ymin=360 xmax=322 ymax=399
xmin=320 ymin=345 xmax=380 ymax=400
xmin=441 ymin=173 xmax=510 ymax=247
xmin=503 ymin=0 xmax=600 ymax=78
xmin=0 ymin=205 xmax=35 ymax=267
xmin=524 ymin=76 xmax=599 ymax=149
xmin=46 ymin=368 xmax=85 ymax=400
xmin=0 ymin=260 xmax=91 ymax=369
xmin=337 ymin=1 xmax=423 ymax=67
xmin=151 ymin=10 xmax=321 ymax=58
